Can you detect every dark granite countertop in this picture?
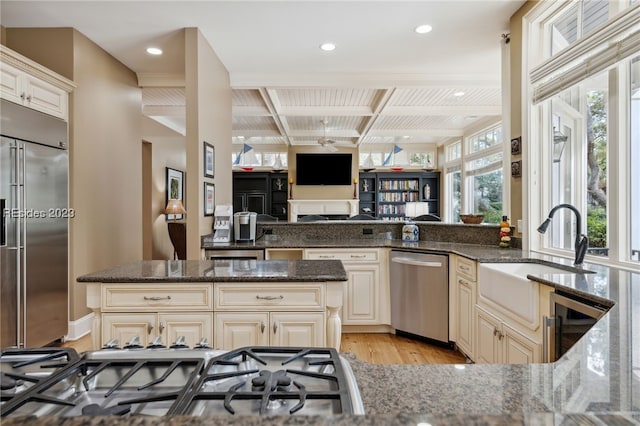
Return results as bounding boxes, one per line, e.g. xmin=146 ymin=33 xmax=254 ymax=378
xmin=63 ymin=232 xmax=639 ymax=424
xmin=76 ymin=259 xmax=347 ymax=283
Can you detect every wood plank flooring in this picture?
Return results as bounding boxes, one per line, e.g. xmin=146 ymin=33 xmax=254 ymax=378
xmin=60 ymin=333 xmax=467 ymax=366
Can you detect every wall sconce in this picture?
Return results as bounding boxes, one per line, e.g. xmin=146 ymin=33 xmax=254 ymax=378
xmin=553 ymin=127 xmax=568 ymax=163
xmin=164 ymin=199 xmax=186 ymax=221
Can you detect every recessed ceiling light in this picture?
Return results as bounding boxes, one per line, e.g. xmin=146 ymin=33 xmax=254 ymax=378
xmin=453 ymin=91 xmax=465 ymax=97
xmin=146 ymin=47 xmax=163 ymax=55
xmin=414 ymin=24 xmax=433 ymax=34
xmin=320 ymin=43 xmax=336 ymax=52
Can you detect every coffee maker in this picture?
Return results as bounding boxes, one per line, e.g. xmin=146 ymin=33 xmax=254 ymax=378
xmin=233 ymin=211 xmax=257 ymax=242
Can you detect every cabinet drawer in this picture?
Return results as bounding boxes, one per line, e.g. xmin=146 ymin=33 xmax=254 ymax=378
xmin=305 ymin=249 xmax=378 ymax=262
xmin=215 ymin=283 xmax=325 ymax=311
xmin=456 ymin=256 xmax=477 ymax=281
xmin=102 ymin=284 xmax=212 ymax=311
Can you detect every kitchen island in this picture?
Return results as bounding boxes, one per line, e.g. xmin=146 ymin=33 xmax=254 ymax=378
xmin=77 ymin=259 xmax=348 ymax=351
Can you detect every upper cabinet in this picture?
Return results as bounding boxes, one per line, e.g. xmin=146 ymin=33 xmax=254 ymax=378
xmin=0 ymin=45 xmax=75 ymax=120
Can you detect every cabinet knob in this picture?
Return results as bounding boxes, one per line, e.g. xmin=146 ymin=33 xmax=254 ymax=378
xmin=260 ymin=321 xmax=266 ymax=334
xmin=159 ymin=321 xmax=165 ymax=333
xmin=273 ymin=322 xmax=278 ymax=334
xmin=493 ymin=327 xmax=499 ymax=336
xmin=147 ymin=323 xmax=154 ymax=334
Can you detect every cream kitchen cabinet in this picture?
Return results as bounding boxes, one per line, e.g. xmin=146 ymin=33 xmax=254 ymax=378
xmin=449 ymin=254 xmax=477 ymax=359
xmin=86 ymin=282 xmax=213 ymax=350
xmin=474 ymin=305 xmax=539 ymax=364
xmin=1 ymin=46 xmax=73 ymax=120
xmin=102 ymin=312 xmax=213 ymax=349
xmin=304 ymin=248 xmax=389 ymax=328
xmin=213 ymin=282 xmax=341 ymax=349
xmin=214 ymin=312 xmax=325 ymax=349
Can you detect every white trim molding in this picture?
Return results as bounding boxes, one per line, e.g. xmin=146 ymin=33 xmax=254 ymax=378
xmin=65 ymin=312 xmax=95 ymax=342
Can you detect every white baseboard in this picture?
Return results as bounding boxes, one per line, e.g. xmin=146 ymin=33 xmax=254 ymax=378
xmin=65 ymin=312 xmax=94 ymax=341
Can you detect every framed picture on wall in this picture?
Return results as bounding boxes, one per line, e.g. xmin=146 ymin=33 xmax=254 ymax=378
xmin=204 ymin=142 xmax=215 ymax=178
xmin=204 ymin=182 xmax=215 ymax=216
xmin=165 ymin=167 xmax=185 ymax=220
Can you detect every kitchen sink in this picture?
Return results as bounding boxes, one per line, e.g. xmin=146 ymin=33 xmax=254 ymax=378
xmin=477 ymin=262 xmax=590 ymax=328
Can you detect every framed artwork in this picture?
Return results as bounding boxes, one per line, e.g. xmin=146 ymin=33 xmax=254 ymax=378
xmin=204 ymin=142 xmax=215 ymax=178
xmin=204 ymin=182 xmax=215 ymax=216
xmin=165 ymin=167 xmax=185 ymax=220
xmin=511 ymin=137 xmax=522 ymax=155
xmin=511 ymin=160 xmax=522 ymax=178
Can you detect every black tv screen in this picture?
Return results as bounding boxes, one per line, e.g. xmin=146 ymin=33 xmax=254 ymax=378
xmin=296 ymin=153 xmax=352 ymax=185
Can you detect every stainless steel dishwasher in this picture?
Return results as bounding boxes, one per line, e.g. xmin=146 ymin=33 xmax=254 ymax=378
xmin=390 ymin=250 xmax=449 ymax=344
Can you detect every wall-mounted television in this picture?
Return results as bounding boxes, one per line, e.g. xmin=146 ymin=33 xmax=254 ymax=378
xmin=295 ymin=153 xmax=352 ymax=185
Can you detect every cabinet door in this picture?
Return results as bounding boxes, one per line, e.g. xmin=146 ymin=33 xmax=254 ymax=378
xmin=102 ymin=313 xmax=156 ymax=348
xmin=0 ymin=62 xmax=23 ymax=105
xmin=159 ymin=313 xmax=213 ymax=349
xmin=343 ymin=264 xmax=379 ymax=324
xmin=503 ymin=323 xmax=540 ymax=364
xmin=474 ymin=306 xmax=501 ymax=364
xmin=270 ymin=312 xmax=325 ymax=347
xmin=23 ymin=74 xmax=67 ymax=119
xmin=214 ymin=312 xmax=269 ymax=350
xmin=246 ymin=193 xmax=267 ymax=214
xmin=456 ymin=276 xmax=475 ymax=358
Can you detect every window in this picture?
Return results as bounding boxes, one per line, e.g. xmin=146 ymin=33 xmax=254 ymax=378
xmin=359 ymin=146 xmax=437 ymax=169
xmin=632 ymin=56 xmax=640 ymax=261
xmin=232 ymin=149 xmax=287 ymax=168
xmin=528 ymin=1 xmax=640 ymax=266
xmin=442 ymin=125 xmax=505 ymax=225
xmin=465 ymin=125 xmax=504 ymax=224
xmin=547 ymin=72 xmax=609 ymax=257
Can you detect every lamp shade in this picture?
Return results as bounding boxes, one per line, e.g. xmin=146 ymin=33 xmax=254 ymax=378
xmin=164 ymin=199 xmax=186 ymax=215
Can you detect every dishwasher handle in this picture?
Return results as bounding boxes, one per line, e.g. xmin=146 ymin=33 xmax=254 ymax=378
xmin=391 ymin=257 xmax=443 ymax=268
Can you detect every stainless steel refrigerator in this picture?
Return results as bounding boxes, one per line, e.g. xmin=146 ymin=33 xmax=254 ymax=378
xmin=1 ymin=99 xmax=69 ymax=348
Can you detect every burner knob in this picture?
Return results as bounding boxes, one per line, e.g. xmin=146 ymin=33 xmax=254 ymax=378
xmin=123 ymin=336 xmax=143 ymax=349
xmin=194 ymin=337 xmax=211 ymax=349
xmin=147 ymin=336 xmax=166 ymax=349
xmin=101 ymin=339 xmax=121 ymax=350
xmin=170 ymin=335 xmax=189 ymax=349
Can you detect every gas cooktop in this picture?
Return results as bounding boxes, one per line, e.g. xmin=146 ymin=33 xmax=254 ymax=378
xmin=0 ymin=339 xmax=364 ymax=418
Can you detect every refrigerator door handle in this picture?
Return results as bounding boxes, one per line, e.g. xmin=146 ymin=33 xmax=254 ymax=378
xmin=1 ymin=199 xmax=5 ymax=247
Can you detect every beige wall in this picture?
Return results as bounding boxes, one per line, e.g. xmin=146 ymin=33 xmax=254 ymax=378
xmin=141 ymin=116 xmax=186 ymax=260
xmin=6 ymin=28 xmax=143 ymax=321
xmin=287 ymin=146 xmax=358 ymax=200
xmin=185 ymin=28 xmax=232 ymax=258
xmin=509 ymin=1 xmax=538 ymax=234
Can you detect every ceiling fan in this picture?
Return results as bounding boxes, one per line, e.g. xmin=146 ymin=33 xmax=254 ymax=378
xmin=318 ymin=120 xmax=338 ymax=152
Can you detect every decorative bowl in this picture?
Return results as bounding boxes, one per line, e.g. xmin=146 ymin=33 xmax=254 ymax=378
xmin=460 ymin=214 xmax=484 ymax=224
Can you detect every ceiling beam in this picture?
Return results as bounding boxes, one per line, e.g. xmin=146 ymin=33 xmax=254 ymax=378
xmin=381 ymin=105 xmax=501 ymax=116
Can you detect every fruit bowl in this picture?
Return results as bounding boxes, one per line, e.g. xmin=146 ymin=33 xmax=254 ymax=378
xmin=460 ymin=214 xmax=484 ymax=224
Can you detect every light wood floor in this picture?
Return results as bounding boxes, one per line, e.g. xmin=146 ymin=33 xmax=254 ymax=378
xmin=59 ymin=333 xmax=467 ymax=365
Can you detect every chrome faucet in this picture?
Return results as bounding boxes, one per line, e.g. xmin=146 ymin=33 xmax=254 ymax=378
xmin=537 ymin=203 xmax=589 ymax=266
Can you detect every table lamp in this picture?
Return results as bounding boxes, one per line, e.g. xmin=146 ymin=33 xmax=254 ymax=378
xmin=164 ymin=199 xmax=186 ymax=221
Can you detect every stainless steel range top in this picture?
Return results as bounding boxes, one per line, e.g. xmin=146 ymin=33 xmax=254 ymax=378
xmin=0 ymin=339 xmax=364 ymax=418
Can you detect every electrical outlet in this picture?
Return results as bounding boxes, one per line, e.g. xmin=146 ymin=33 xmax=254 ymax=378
xmin=363 ymin=228 xmax=373 ymax=235
xmin=264 ymin=228 xmax=273 ymax=235
xmin=517 ymin=220 xmax=523 ymax=234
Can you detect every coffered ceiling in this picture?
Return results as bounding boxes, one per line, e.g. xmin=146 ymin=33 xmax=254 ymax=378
xmin=1 ymin=1 xmax=524 ymax=149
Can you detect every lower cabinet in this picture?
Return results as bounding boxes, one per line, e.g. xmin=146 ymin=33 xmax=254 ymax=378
xmin=304 ymin=248 xmax=387 ymax=326
xmin=455 ymin=275 xmax=476 ymax=358
xmin=102 ymin=312 xmax=213 ymax=348
xmin=474 ymin=305 xmax=539 ymax=364
xmin=214 ymin=312 xmax=325 ymax=349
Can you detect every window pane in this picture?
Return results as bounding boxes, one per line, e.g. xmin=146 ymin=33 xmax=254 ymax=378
xmin=470 ymin=128 xmax=501 ymax=154
xmin=447 ymin=170 xmax=461 ymax=223
xmin=468 ymin=169 xmax=503 ymax=224
xmin=548 ymin=72 xmax=608 ymax=256
xmin=582 ymin=1 xmax=609 ymax=38
xmin=551 ymin=5 xmax=578 ymax=55
xmin=446 ymin=141 xmax=461 ymax=161
xmin=631 ymin=56 xmax=640 ymax=262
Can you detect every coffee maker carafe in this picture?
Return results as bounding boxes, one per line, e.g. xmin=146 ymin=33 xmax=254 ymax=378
xmin=233 ymin=212 xmax=257 ymax=242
